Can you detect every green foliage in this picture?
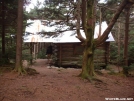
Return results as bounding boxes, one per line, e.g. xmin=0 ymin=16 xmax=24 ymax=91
xmin=123 ymin=64 xmax=134 ymax=72
xmin=110 ymin=43 xmax=118 ymax=60
xmin=109 ymin=29 xmax=134 ymax=76
xmin=0 ymin=0 xmax=18 ymax=32
xmin=78 ymin=55 xmax=83 ymax=65
xmin=22 ymin=49 xmax=33 ymax=61
xmin=94 ymin=49 xmax=105 ymax=69
xmin=37 ymin=48 xmax=46 ymax=59
xmin=26 ymin=0 xmax=70 ymax=20
xmin=122 ymin=65 xmax=132 ymax=76
xmin=0 ymin=42 xmax=33 ymax=66
xmin=0 ymin=56 xmax=10 ymax=66
xmin=129 ymin=64 xmax=134 ymax=71
xmin=0 ymin=44 xmax=16 ymax=65
xmin=128 ymin=31 xmax=134 ymax=65
xmin=22 ymin=44 xmax=34 ymax=65
xmin=109 ymin=43 xmax=124 ymax=65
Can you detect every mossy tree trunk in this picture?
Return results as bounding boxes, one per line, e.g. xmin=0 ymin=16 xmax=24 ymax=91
xmin=79 ymin=0 xmax=96 ymax=79
xmin=14 ymin=0 xmax=26 ymax=75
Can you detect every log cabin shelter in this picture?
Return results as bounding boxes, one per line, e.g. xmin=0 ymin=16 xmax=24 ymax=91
xmin=24 ymin=20 xmax=115 ymax=68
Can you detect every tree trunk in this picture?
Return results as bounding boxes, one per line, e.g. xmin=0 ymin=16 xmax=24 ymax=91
xmin=99 ymin=7 xmax=102 ymax=38
xmin=15 ymin=0 xmax=26 ymax=74
xmin=79 ymin=0 xmax=95 ymax=80
xmin=117 ymin=21 xmax=121 ymax=67
xmin=117 ymin=21 xmax=121 ymax=62
xmin=123 ymin=4 xmax=131 ymax=75
xmin=80 ymin=44 xmax=95 ymax=79
xmin=30 ymin=42 xmax=33 ymax=64
xmin=2 ymin=0 xmax=5 ymax=56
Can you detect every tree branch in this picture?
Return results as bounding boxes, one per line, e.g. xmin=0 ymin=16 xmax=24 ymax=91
xmin=76 ymin=0 xmax=86 ymax=43
xmin=96 ymin=0 xmax=129 ymax=46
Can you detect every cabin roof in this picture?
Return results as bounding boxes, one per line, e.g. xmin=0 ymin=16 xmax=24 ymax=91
xmin=24 ymin=20 xmax=115 ymax=43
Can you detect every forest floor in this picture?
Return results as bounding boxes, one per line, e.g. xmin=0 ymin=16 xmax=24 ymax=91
xmin=0 ymin=59 xmax=134 ymax=101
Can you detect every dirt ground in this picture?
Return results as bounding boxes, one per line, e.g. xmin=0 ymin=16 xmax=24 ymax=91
xmin=0 ymin=59 xmax=134 ymax=101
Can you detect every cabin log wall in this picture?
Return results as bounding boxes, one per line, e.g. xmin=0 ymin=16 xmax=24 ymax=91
xmin=53 ymin=42 xmax=110 ymax=67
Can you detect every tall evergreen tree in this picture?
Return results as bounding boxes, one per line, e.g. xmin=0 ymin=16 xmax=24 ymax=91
xmin=15 ymin=0 xmax=26 ymax=74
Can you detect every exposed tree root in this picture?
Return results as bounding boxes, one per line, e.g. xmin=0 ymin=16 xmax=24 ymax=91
xmin=92 ymin=77 xmax=103 ymax=83
xmin=13 ymin=66 xmax=27 ymax=75
xmin=78 ymin=72 xmax=104 ymax=84
xmin=78 ymin=73 xmax=93 ymax=83
xmin=25 ymin=68 xmax=39 ymax=75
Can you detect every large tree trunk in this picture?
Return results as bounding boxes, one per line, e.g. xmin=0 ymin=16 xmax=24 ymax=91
xmin=79 ymin=0 xmax=95 ymax=80
xmin=15 ymin=0 xmax=26 ymax=74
